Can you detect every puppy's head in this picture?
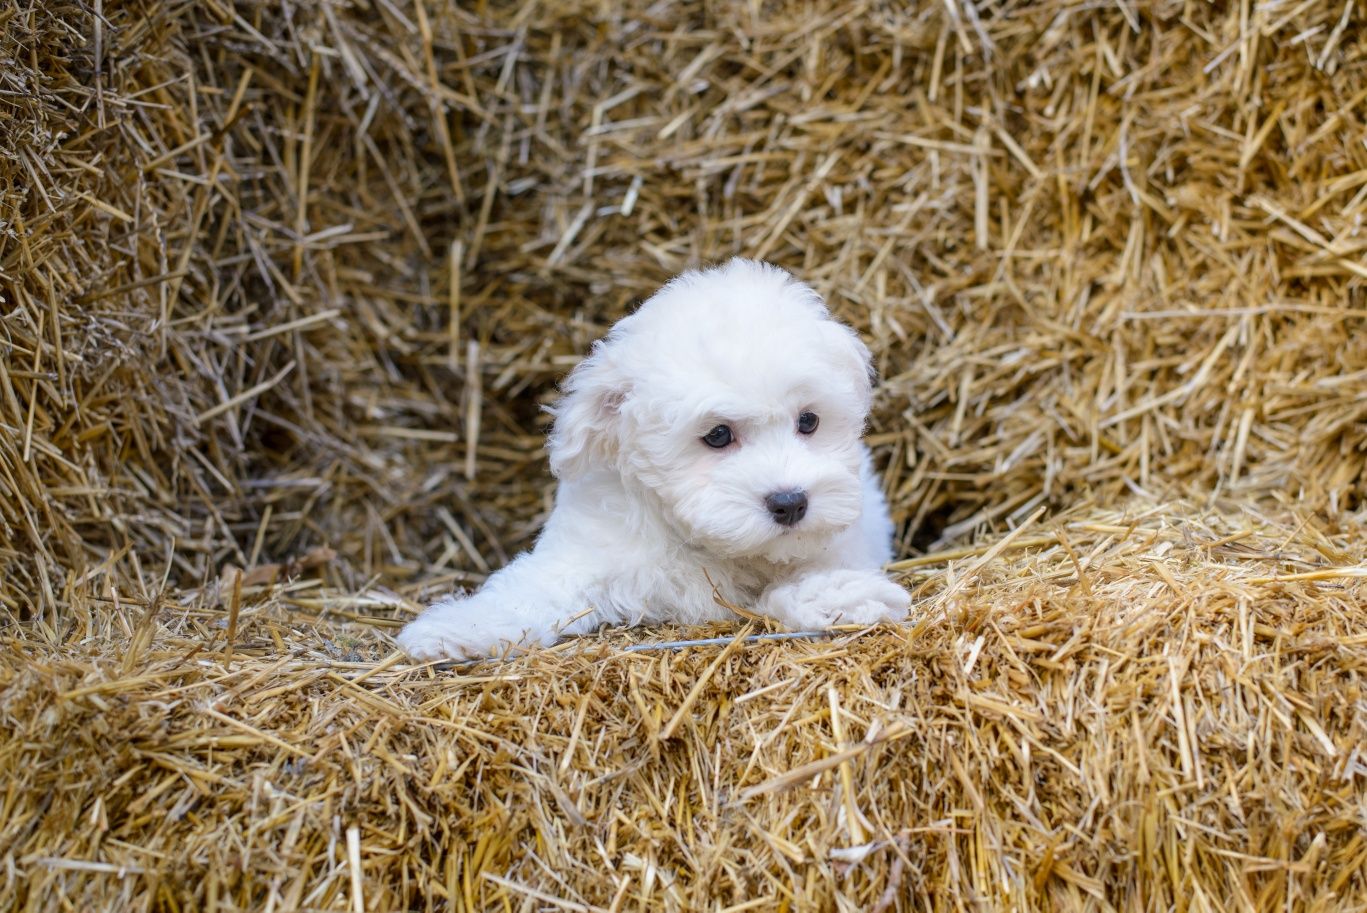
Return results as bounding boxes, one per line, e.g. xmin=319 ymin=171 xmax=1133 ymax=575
xmin=549 ymin=258 xmax=874 ymax=563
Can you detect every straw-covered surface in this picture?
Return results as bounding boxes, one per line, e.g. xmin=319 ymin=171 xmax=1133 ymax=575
xmin=2 ymin=0 xmax=1365 ymax=908
xmin=5 ymin=501 xmax=1367 ymax=910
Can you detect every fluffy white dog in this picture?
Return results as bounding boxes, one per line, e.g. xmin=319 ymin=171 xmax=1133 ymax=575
xmin=397 ymin=258 xmax=910 ymax=660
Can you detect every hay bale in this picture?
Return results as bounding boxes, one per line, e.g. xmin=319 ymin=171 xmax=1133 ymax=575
xmin=4 ymin=501 xmax=1366 ymax=908
xmin=1 ymin=0 xmax=1365 ymax=908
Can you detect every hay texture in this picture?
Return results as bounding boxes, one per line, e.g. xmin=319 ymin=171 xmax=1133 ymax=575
xmin=2 ymin=0 xmax=1366 ymax=909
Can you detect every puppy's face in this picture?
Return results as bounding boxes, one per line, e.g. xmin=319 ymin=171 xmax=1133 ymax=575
xmin=628 ymin=375 xmax=868 ymax=562
xmin=549 ymin=259 xmax=875 ymax=563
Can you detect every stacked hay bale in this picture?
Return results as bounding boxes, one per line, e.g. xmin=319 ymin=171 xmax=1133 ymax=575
xmin=1 ymin=0 xmax=1364 ymax=909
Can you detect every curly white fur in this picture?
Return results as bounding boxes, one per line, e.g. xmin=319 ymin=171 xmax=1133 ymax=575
xmin=398 ymin=259 xmax=909 ymax=660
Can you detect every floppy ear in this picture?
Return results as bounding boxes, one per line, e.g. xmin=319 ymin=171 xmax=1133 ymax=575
xmin=547 ymin=339 xmax=629 ymax=479
xmin=824 ymin=320 xmax=875 ymax=414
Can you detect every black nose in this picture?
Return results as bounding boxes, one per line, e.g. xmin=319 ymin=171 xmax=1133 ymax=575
xmin=765 ymin=490 xmax=808 ymax=527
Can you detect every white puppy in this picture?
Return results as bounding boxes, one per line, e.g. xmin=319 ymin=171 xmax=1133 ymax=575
xmin=398 ymin=259 xmax=910 ymax=660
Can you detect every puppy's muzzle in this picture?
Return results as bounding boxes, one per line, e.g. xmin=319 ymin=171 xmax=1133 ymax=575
xmin=765 ymin=489 xmax=808 ymax=527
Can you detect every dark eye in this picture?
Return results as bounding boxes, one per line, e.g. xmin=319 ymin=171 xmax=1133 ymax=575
xmin=702 ymin=425 xmax=733 ymax=448
xmin=797 ymin=412 xmax=819 ymax=434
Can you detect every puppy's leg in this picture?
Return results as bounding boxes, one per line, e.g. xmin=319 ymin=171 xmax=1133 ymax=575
xmin=397 ymin=552 xmax=603 ymax=661
xmin=757 ymin=568 xmax=910 ymax=630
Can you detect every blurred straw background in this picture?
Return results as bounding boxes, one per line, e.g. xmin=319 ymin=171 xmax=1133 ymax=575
xmin=1 ymin=0 xmax=1365 ymax=909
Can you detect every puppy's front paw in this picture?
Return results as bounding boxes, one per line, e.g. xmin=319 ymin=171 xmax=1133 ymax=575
xmin=396 ymin=594 xmax=550 ymax=661
xmin=758 ymin=569 xmax=910 ymax=630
